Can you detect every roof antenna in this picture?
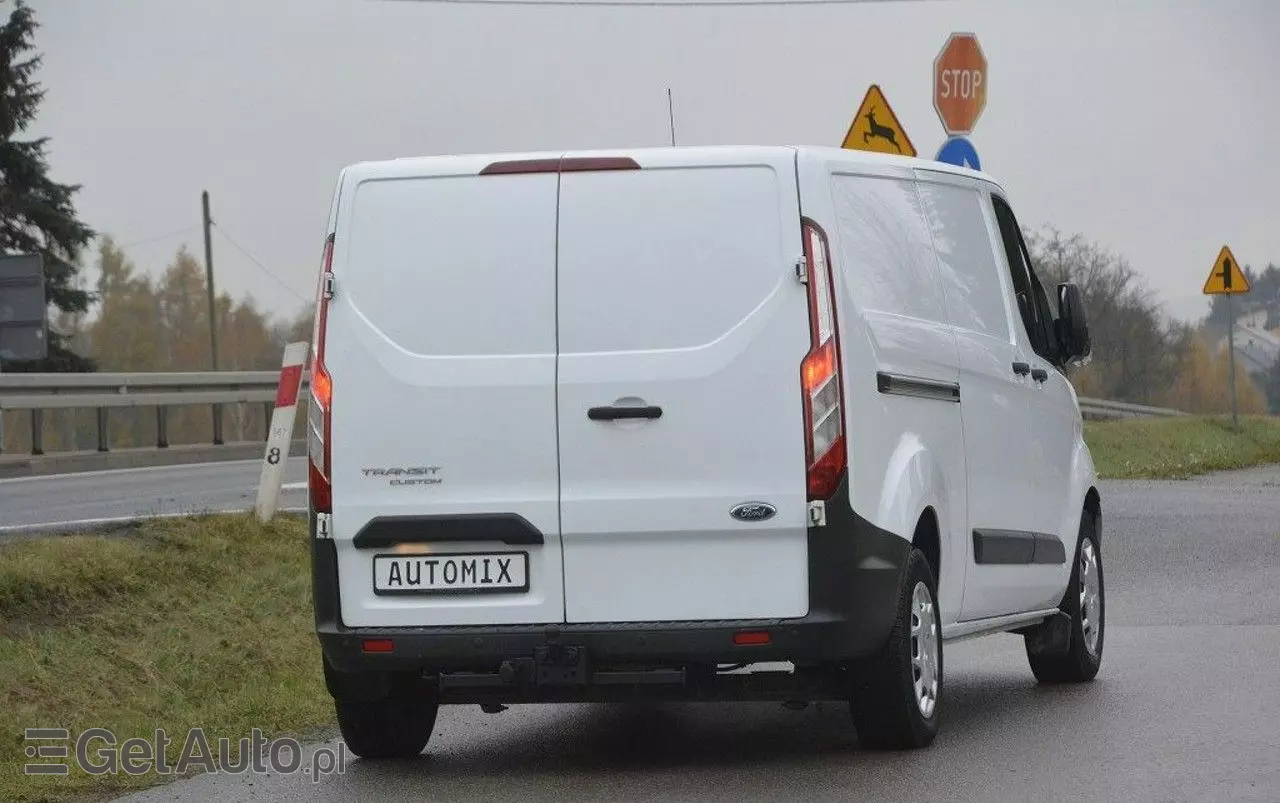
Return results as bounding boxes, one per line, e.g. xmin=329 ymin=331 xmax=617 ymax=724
xmin=667 ymin=87 xmax=677 ymax=147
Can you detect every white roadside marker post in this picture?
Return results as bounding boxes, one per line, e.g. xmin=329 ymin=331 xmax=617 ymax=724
xmin=255 ymin=341 xmax=309 ymax=523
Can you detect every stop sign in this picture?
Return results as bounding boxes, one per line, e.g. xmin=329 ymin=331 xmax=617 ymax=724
xmin=933 ymin=33 xmax=987 ymax=135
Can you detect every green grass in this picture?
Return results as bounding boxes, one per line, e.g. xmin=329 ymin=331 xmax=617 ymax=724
xmin=1084 ymin=415 xmax=1280 ymax=479
xmin=0 ymin=514 xmax=331 ymax=803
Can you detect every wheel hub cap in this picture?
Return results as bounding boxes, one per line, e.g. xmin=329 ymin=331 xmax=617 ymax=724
xmin=911 ymin=581 xmax=939 ymax=718
xmin=1079 ymin=539 xmax=1102 ymax=656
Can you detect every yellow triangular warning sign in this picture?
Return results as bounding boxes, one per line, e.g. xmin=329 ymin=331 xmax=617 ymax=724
xmin=1203 ymin=245 xmax=1250 ymax=295
xmin=841 ymin=84 xmax=917 ymax=157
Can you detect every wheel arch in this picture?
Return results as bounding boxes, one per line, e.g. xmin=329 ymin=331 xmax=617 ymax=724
xmin=1083 ymin=486 xmax=1102 ymax=543
xmin=913 ymin=506 xmax=942 ymax=584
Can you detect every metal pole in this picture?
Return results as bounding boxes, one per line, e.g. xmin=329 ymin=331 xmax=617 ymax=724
xmin=30 ymin=409 xmax=43 ymax=455
xmin=202 ymin=190 xmax=224 ymax=445
xmin=667 ymin=88 xmax=677 ymax=146
xmin=1227 ymin=292 xmax=1238 ymax=429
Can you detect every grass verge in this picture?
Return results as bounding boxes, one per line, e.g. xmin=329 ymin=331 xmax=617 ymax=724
xmin=0 ymin=513 xmax=330 ymax=803
xmin=1084 ymin=414 xmax=1280 ymax=479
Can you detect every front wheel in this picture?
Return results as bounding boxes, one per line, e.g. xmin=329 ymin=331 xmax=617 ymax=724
xmin=1025 ymin=509 xmax=1104 ymax=683
xmin=849 ymin=548 xmax=942 ymax=750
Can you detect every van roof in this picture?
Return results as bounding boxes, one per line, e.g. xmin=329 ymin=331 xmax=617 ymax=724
xmin=341 ymin=145 xmax=1003 ymax=191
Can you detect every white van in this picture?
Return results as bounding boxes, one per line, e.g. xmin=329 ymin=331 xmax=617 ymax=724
xmin=307 ymin=145 xmax=1104 ymax=757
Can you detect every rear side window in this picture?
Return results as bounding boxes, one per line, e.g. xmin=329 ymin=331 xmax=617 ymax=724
xmin=916 ymin=180 xmax=1011 ymax=340
xmin=830 ymin=174 xmax=948 ymax=324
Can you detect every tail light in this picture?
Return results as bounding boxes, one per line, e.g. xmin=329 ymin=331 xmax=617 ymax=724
xmin=308 ymin=234 xmax=335 ymax=514
xmin=800 ymin=219 xmax=846 ymax=501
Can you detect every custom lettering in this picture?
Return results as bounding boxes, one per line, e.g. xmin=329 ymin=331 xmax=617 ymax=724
xmin=483 ymin=558 xmax=493 ymax=584
xmin=443 ymin=560 xmax=458 ymax=584
xmin=406 ymin=561 xmax=421 ymax=586
xmin=425 ymin=559 xmax=438 ymax=584
xmin=497 ymin=558 xmax=513 ymax=584
xmin=461 ymin=560 xmax=477 ymax=585
xmin=387 ymin=562 xmax=403 ymax=587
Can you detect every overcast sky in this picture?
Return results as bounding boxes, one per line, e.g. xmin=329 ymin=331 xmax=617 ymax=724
xmin=26 ymin=0 xmax=1280 ymax=325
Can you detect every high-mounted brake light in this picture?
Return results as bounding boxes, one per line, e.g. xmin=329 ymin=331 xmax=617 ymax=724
xmin=308 ymin=234 xmax=335 ymax=514
xmin=800 ymin=220 xmax=847 ymax=501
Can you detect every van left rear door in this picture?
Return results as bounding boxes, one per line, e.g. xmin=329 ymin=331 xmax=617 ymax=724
xmin=326 ymin=155 xmax=565 ymax=628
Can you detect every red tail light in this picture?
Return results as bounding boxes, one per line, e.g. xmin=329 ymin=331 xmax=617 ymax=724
xmin=800 ymin=220 xmax=846 ymax=501
xmin=308 ymin=234 xmax=335 ymax=514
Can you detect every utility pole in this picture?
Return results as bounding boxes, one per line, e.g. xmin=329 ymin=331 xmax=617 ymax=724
xmin=202 ymin=190 xmax=223 ymax=445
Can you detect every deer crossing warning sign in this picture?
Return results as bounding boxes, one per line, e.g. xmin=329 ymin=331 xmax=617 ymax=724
xmin=1203 ymin=245 xmax=1250 ymax=295
xmin=842 ymin=84 xmax=917 ymax=157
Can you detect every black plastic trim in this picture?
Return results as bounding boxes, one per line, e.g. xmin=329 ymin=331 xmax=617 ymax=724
xmin=973 ymin=529 xmax=1066 ymax=565
xmin=1032 ymin=533 xmax=1067 ymax=564
xmin=1012 ymin=361 xmax=1031 ymax=376
xmin=875 ymin=371 xmax=960 ymax=403
xmin=315 ymin=475 xmax=914 ymax=682
xmin=587 ymin=405 xmax=662 ymax=421
xmin=352 ymin=513 xmax=544 ymax=548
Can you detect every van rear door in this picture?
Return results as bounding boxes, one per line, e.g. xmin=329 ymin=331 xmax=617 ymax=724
xmin=555 ymin=148 xmax=812 ymax=624
xmin=325 ymin=154 xmax=565 ymax=627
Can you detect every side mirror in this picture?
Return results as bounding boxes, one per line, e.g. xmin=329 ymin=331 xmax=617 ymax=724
xmin=1056 ymin=283 xmax=1091 ymax=361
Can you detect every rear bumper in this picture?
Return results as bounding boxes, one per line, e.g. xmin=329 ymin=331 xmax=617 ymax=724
xmin=312 ymin=475 xmax=910 ymax=684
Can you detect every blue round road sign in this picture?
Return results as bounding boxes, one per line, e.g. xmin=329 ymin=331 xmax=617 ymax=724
xmin=935 ymin=136 xmax=981 ymax=170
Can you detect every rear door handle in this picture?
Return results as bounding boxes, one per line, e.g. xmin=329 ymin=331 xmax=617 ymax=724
xmin=1012 ymin=361 xmax=1031 ymax=376
xmin=1031 ymin=367 xmax=1049 ymax=383
xmin=588 ymin=405 xmax=663 ymax=421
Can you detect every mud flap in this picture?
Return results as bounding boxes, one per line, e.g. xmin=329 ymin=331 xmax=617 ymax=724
xmin=1022 ymin=610 xmax=1073 ymax=658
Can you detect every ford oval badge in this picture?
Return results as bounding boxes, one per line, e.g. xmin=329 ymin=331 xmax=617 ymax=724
xmin=730 ymin=502 xmax=777 ymax=522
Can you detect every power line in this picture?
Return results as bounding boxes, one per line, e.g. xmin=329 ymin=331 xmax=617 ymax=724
xmin=210 ymin=223 xmax=311 ymax=305
xmin=384 ymin=0 xmax=934 ymax=6
xmin=114 ymin=226 xmax=200 ymax=250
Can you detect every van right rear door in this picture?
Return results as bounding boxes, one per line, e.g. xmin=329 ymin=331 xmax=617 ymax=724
xmin=554 ymin=148 xmax=813 ymax=624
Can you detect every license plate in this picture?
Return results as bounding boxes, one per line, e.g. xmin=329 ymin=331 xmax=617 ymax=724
xmin=373 ymin=552 xmax=529 ymax=595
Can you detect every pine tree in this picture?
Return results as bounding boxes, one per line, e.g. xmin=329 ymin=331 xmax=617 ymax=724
xmin=0 ymin=0 xmax=96 ymax=372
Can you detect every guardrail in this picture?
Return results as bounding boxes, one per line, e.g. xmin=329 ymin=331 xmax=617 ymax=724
xmin=0 ymin=370 xmax=309 ymax=455
xmin=1 ymin=371 xmax=1184 ymax=460
xmin=1076 ymin=397 xmax=1186 ymax=421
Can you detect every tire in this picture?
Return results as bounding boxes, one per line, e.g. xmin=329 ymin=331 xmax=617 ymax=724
xmin=335 ymin=695 xmax=439 ymax=759
xmin=1025 ymin=509 xmax=1104 ymax=683
xmin=849 ymin=548 xmax=942 ymax=750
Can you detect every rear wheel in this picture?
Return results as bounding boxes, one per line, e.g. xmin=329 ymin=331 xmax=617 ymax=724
xmin=849 ymin=548 xmax=942 ymax=750
xmin=1025 ymin=510 xmax=1104 ymax=683
xmin=335 ymin=696 xmax=438 ymax=759
xmin=325 ymin=659 xmax=439 ymax=759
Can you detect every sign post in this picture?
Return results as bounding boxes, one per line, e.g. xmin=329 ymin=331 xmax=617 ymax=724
xmin=1202 ymin=245 xmax=1251 ymax=428
xmin=841 ymin=84 xmax=916 ymax=157
xmin=933 ymin=32 xmax=988 ymax=169
xmin=255 ymin=341 xmax=308 ymax=523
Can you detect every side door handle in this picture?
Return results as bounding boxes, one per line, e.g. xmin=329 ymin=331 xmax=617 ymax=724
xmin=1012 ymin=361 xmax=1031 ymax=377
xmin=1031 ymin=367 xmax=1049 ymax=383
xmin=588 ymin=405 xmax=663 ymax=421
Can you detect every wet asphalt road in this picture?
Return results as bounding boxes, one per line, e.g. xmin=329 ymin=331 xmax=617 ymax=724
xmin=109 ymin=464 xmax=1280 ymax=802
xmin=0 ymin=458 xmax=307 ymax=533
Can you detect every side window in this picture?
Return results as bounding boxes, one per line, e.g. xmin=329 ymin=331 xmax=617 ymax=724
xmin=990 ymin=196 xmax=1058 ymax=362
xmin=831 ymin=174 xmax=948 ymax=324
xmin=916 ymin=180 xmax=1010 ymax=341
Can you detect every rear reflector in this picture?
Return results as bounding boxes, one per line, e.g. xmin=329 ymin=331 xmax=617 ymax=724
xmin=361 ymin=639 xmax=395 ymax=654
xmin=733 ymin=631 xmax=771 ymax=646
xmin=479 ymin=156 xmax=641 ymax=175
